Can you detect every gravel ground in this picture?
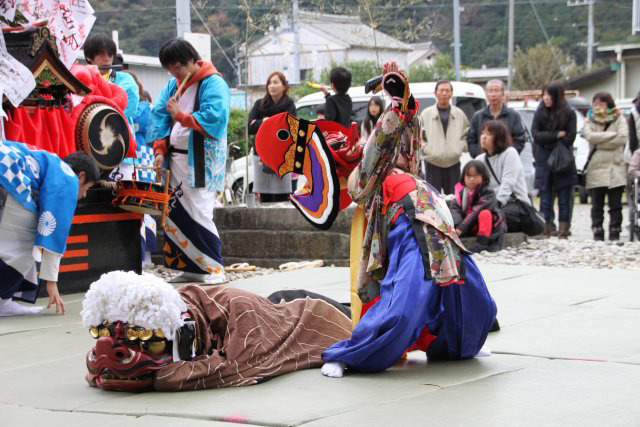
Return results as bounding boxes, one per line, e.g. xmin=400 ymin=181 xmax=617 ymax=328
xmin=143 ymin=264 xmax=278 ymax=284
xmin=473 ymin=201 xmax=640 ymax=270
xmin=145 ymin=200 xmax=639 ymax=282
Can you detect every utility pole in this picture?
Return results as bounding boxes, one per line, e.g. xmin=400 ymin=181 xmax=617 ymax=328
xmin=292 ymin=0 xmax=301 ymax=84
xmin=453 ymin=0 xmax=461 ymax=81
xmin=507 ymin=0 xmax=514 ymax=91
xmin=176 ymin=0 xmax=191 ymax=38
xmin=568 ymin=0 xmax=595 ymax=69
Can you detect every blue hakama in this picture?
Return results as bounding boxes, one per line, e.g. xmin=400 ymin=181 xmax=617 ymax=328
xmin=322 ymin=214 xmax=497 ymax=372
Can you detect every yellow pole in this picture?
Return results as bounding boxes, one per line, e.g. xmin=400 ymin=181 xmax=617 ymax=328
xmin=349 ymin=205 xmax=366 ymax=329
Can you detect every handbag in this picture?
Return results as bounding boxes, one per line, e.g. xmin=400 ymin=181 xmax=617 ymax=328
xmin=484 ymin=156 xmax=544 ymax=236
xmin=577 ymin=147 xmax=597 ymax=187
xmin=547 ymin=142 xmax=574 ymax=174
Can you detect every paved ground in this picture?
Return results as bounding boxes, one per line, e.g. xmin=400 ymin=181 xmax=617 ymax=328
xmin=2 ymin=262 xmax=640 ymax=426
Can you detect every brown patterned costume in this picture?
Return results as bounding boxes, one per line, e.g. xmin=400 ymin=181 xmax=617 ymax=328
xmin=154 ymin=285 xmax=352 ymax=390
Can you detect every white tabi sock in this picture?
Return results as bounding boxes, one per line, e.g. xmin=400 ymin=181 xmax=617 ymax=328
xmin=0 ymin=299 xmax=44 ymax=317
xmin=321 ymin=362 xmax=346 ymax=378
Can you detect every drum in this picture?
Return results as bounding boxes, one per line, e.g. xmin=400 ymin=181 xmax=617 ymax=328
xmin=114 ymin=180 xmax=169 ymax=217
xmin=75 ymin=102 xmax=130 ymax=170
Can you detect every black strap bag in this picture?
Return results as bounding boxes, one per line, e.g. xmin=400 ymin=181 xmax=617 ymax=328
xmin=547 ymin=142 xmax=574 ymax=174
xmin=484 ymin=156 xmax=544 ymax=236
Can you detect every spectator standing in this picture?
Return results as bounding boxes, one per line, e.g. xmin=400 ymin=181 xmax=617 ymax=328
xmin=629 ymin=147 xmax=640 ymax=180
xmin=583 ymin=92 xmax=628 ymax=241
xmin=320 ymin=67 xmax=353 ymax=128
xmin=531 ymin=82 xmax=577 ymax=239
xmin=360 ymin=96 xmax=384 ymax=142
xmin=248 ymin=71 xmax=297 ymax=203
xmin=420 ymin=80 xmax=469 ymax=194
xmin=626 ymin=91 xmax=640 ymax=162
xmin=468 ymin=80 xmax=525 ymax=158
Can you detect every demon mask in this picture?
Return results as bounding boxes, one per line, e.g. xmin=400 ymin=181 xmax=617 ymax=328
xmin=82 ymin=271 xmax=195 ymax=392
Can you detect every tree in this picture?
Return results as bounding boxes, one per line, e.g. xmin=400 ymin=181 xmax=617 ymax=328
xmin=513 ymin=43 xmax=579 ymax=90
xmin=409 ymin=54 xmax=456 ymax=83
xmin=319 ymin=60 xmax=381 ymax=87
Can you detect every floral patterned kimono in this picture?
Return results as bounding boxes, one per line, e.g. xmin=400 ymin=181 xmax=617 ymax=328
xmin=322 ymin=81 xmax=497 ymax=372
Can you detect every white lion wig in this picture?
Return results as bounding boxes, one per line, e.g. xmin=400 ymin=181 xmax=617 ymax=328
xmin=81 ymin=271 xmax=187 ymax=337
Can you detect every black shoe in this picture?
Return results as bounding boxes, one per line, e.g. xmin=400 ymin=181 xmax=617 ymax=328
xmin=609 ymin=227 xmax=621 ymax=241
xmin=593 ymin=226 xmax=604 ymax=241
xmin=489 ymin=318 xmax=500 ymax=332
xmin=468 ymin=235 xmax=490 ymax=253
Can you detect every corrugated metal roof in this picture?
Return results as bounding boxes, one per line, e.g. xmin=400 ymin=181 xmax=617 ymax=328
xmin=296 ymin=11 xmax=411 ymax=51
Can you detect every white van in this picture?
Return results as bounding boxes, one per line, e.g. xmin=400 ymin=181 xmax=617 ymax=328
xmin=295 ymin=81 xmax=487 ymax=124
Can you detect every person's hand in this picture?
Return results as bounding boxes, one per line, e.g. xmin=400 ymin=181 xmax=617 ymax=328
xmin=86 ymin=64 xmax=100 ymax=74
xmin=557 ymin=131 xmax=566 ymax=138
xmin=615 ymin=108 xmax=622 ymax=116
xmin=166 ymin=96 xmax=180 ymax=118
xmin=154 ymin=154 xmax=164 ymax=174
xmin=320 ymin=84 xmax=329 ymax=96
xmin=456 ymin=228 xmax=463 ymax=236
xmin=383 ymin=61 xmax=401 ymax=75
xmin=46 ymin=281 xmax=65 ymax=315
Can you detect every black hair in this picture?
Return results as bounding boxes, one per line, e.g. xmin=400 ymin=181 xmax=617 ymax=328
xmin=435 ymin=80 xmax=453 ymax=92
xmin=363 ymin=96 xmax=385 ymax=136
xmin=592 ymin=91 xmax=616 ymax=109
xmin=330 ymin=67 xmax=352 ymax=94
xmin=460 ymin=160 xmax=491 ymax=186
xmin=481 ymin=120 xmax=513 ymax=155
xmin=84 ymin=33 xmax=117 ymax=63
xmin=159 ymin=38 xmax=201 ymax=68
xmin=315 ymin=104 xmax=325 ymax=115
xmin=541 ymin=81 xmax=567 ymax=126
xmin=64 ymin=152 xmax=100 ymax=183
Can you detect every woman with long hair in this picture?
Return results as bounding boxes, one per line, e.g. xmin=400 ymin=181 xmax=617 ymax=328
xmin=360 ymin=96 xmax=385 ymax=142
xmin=248 ymin=71 xmax=297 ymax=203
xmin=531 ymin=81 xmax=577 ymax=239
xmin=475 ymin=120 xmax=532 ymax=232
xmin=583 ymin=92 xmax=628 ymax=240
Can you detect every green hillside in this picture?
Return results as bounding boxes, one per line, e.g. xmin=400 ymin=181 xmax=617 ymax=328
xmin=89 ymin=0 xmax=635 ymax=83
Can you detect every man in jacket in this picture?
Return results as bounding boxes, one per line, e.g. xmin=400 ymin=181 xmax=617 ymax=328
xmin=467 ymin=80 xmax=525 ymax=158
xmin=420 ymin=80 xmax=469 ymax=194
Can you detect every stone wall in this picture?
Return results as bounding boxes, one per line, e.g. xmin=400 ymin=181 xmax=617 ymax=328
xmin=153 ymin=206 xmax=526 ymax=268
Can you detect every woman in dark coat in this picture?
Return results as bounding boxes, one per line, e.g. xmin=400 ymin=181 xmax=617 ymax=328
xmin=531 ymin=82 xmax=577 ymax=239
xmin=248 ymin=71 xmax=297 ymax=203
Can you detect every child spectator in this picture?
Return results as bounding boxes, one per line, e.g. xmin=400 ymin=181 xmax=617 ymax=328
xmin=450 ymin=160 xmax=507 ymax=253
xmin=320 ymin=67 xmax=353 ymax=127
xmin=315 ymin=104 xmax=326 ymax=120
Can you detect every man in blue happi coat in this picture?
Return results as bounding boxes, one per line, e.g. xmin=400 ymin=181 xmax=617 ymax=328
xmin=0 ymin=141 xmax=99 ymax=317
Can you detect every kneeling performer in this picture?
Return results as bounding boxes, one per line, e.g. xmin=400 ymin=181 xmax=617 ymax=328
xmin=321 ymin=63 xmax=497 ymax=377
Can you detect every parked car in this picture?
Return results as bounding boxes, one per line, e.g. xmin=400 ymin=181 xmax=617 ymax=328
xmin=509 ymin=100 xmax=591 ymax=203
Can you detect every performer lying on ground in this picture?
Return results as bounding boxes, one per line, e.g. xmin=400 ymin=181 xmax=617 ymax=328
xmin=151 ymin=38 xmax=230 ymax=284
xmin=0 ymin=141 xmax=99 ymax=317
xmin=82 ymin=271 xmax=352 ymax=391
xmin=320 ymin=62 xmax=497 ymax=378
